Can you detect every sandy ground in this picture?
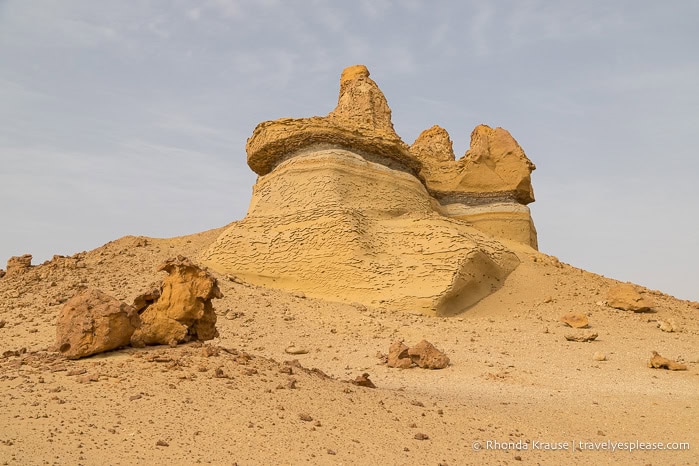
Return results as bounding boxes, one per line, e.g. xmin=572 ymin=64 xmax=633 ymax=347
xmin=1 ymin=228 xmax=697 ymax=465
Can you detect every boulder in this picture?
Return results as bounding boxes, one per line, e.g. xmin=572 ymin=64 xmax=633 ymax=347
xmin=56 ymin=288 xmax=140 ymax=359
xmin=607 ymin=283 xmax=654 ymax=312
xmin=131 ymin=256 xmax=222 ymax=346
xmin=6 ymin=254 xmax=32 ymax=277
xmin=387 ymin=340 xmax=412 ymax=369
xmin=407 ymin=340 xmax=450 ymax=369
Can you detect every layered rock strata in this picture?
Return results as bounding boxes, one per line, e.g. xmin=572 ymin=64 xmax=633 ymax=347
xmin=203 ymin=65 xmax=537 ymax=315
xmin=410 ymin=125 xmax=538 ymax=248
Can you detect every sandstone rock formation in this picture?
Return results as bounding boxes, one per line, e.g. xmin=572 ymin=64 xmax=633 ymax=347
xmin=410 ymin=125 xmax=538 ymax=248
xmin=387 ymin=341 xmax=412 ymax=369
xmin=607 ymin=283 xmax=654 ymax=312
xmin=131 ymin=256 xmax=222 ymax=346
xmin=56 ymin=288 xmax=140 ymax=359
xmin=203 ymin=65 xmax=535 ymax=316
xmin=6 ymin=254 xmax=32 ymax=277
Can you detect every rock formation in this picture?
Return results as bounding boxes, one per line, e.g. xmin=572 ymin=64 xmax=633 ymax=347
xmin=6 ymin=254 xmax=32 ymax=277
xmin=203 ymin=65 xmax=538 ymax=316
xmin=56 ymin=288 xmax=140 ymax=359
xmin=606 ymin=283 xmax=654 ymax=312
xmin=387 ymin=340 xmax=450 ymax=369
xmin=410 ymin=125 xmax=538 ymax=248
xmin=131 ymin=256 xmax=222 ymax=346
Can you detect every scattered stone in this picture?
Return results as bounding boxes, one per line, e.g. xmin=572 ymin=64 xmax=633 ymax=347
xmin=607 ymin=283 xmax=654 ymax=312
xmin=0 ymin=320 xmax=5 ymax=329
xmin=299 ymin=413 xmax=313 ymax=422
xmin=564 ymin=332 xmax=598 ymax=342
xmin=387 ymin=341 xmax=412 ymax=369
xmin=350 ymin=373 xmax=376 ymax=389
xmin=559 ymin=312 xmax=589 ymax=328
xmin=593 ymin=352 xmax=607 ymax=361
xmin=56 ymin=288 xmax=140 ymax=360
xmin=408 ymin=340 xmax=450 ymax=369
xmin=648 ymin=351 xmax=687 ymax=371
xmin=155 ymin=440 xmax=169 ymax=447
xmin=657 ymin=319 xmax=680 ymax=333
xmin=6 ymin=254 xmax=32 ymax=277
xmin=414 ymin=432 xmax=429 ymax=441
xmin=326 ymin=449 xmax=336 ymax=455
xmin=285 ymin=346 xmax=309 ymax=355
xmin=0 ymin=269 xmax=5 ymax=279
xmin=131 ymin=256 xmax=222 ymax=346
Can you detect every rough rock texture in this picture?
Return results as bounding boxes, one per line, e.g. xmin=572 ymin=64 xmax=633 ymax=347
xmin=204 ymin=66 xmax=522 ymax=316
xmin=607 ymin=283 xmax=654 ymax=312
xmin=0 ymin=269 xmax=4 ymax=279
xmin=56 ymin=288 xmax=140 ymax=359
xmin=6 ymin=254 xmax=32 ymax=277
xmin=410 ymin=126 xmax=538 ymax=248
xmin=559 ymin=312 xmax=589 ymax=328
xmin=131 ymin=256 xmax=222 ymax=346
xmin=246 ymin=64 xmax=421 ymax=178
xmin=408 ymin=340 xmax=450 ymax=369
xmin=387 ymin=341 xmax=412 ymax=369
xmin=648 ymin=351 xmax=687 ymax=371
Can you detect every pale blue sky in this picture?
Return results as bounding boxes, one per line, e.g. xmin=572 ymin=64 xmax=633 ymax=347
xmin=1 ymin=1 xmax=697 ymax=301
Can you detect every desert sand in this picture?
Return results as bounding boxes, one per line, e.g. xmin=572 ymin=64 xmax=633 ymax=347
xmin=1 ymin=66 xmax=696 ymax=465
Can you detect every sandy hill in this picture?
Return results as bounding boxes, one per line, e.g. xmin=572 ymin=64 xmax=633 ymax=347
xmin=1 ymin=66 xmax=697 ymax=465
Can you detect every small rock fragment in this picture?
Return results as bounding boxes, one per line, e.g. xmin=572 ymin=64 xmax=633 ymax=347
xmin=657 ymin=319 xmax=680 ymax=333
xmin=299 ymin=413 xmax=313 ymax=422
xmin=564 ymin=332 xmax=598 ymax=342
xmin=351 ymin=373 xmax=376 ymax=389
xmin=648 ymin=351 xmax=687 ymax=371
xmin=593 ymin=352 xmax=607 ymax=361
xmin=559 ymin=312 xmax=589 ymax=328
xmin=156 ymin=440 xmax=169 ymax=447
xmin=414 ymin=432 xmax=429 ymax=441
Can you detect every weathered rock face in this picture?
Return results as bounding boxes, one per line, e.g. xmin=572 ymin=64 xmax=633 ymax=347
xmin=131 ymin=256 xmax=222 ymax=346
xmin=203 ymin=65 xmax=534 ymax=316
xmin=56 ymin=288 xmax=140 ymax=359
xmin=246 ymin=64 xmax=421 ymax=178
xmin=410 ymin=125 xmax=538 ymax=248
xmin=6 ymin=254 xmax=32 ymax=277
xmin=607 ymin=283 xmax=654 ymax=312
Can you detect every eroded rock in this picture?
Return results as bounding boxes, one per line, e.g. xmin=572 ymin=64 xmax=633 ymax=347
xmin=6 ymin=254 xmax=32 ymax=277
xmin=387 ymin=340 xmax=412 ymax=369
xmin=560 ymin=312 xmax=589 ymax=329
xmin=607 ymin=283 xmax=654 ymax=312
xmin=56 ymin=288 xmax=140 ymax=359
xmin=131 ymin=256 xmax=222 ymax=346
xmin=648 ymin=351 xmax=687 ymax=371
xmin=408 ymin=340 xmax=450 ymax=369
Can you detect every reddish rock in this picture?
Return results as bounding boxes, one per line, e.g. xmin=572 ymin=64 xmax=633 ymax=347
xmin=387 ymin=341 xmax=412 ymax=368
xmin=408 ymin=340 xmax=450 ymax=369
xmin=56 ymin=288 xmax=140 ymax=359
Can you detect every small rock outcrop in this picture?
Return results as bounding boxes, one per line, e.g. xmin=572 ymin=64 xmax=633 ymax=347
xmin=0 ymin=269 xmax=5 ymax=279
xmin=131 ymin=256 xmax=222 ymax=346
xmin=607 ymin=283 xmax=654 ymax=312
xmin=6 ymin=254 xmax=32 ymax=277
xmin=56 ymin=288 xmax=140 ymax=359
xmin=559 ymin=312 xmax=589 ymax=328
xmin=203 ymin=65 xmax=523 ymax=316
xmin=387 ymin=341 xmax=412 ymax=369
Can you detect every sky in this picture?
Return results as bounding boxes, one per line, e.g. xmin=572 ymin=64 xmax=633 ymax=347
xmin=1 ymin=1 xmax=697 ymax=301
